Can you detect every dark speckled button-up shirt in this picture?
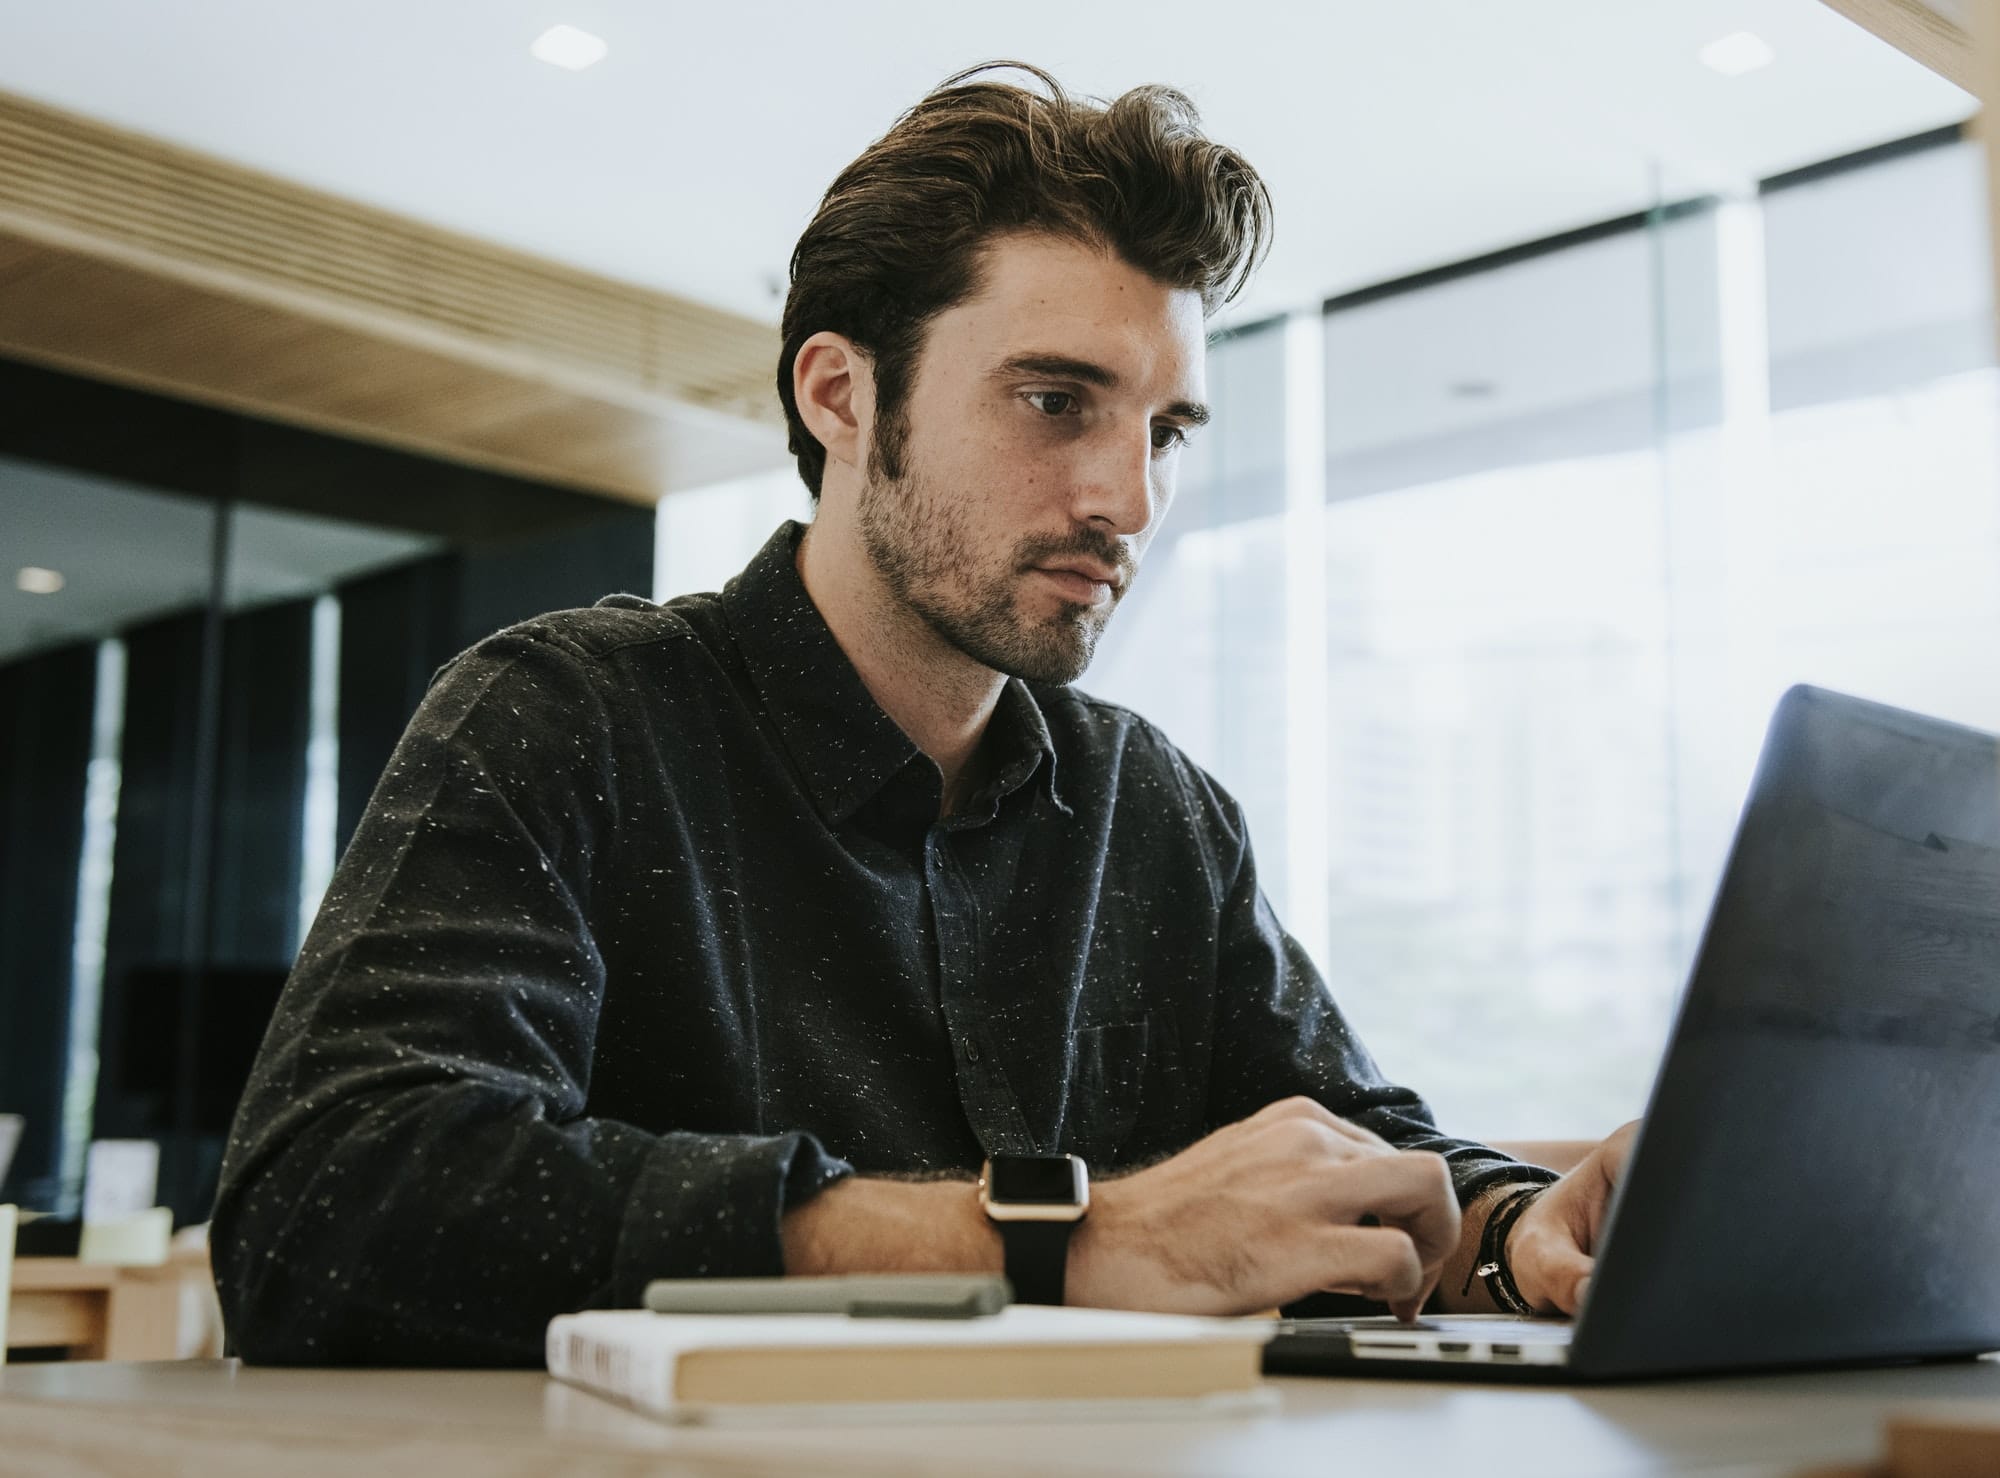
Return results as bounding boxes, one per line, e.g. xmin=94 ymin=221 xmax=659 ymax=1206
xmin=212 ymin=520 xmax=1544 ymax=1366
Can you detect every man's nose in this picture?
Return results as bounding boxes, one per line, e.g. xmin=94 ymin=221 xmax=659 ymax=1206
xmin=1073 ymin=424 xmax=1158 ymax=536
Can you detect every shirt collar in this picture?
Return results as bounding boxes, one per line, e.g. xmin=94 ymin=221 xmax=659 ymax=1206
xmin=980 ymin=675 xmax=1072 ymax=821
xmin=721 ymin=521 xmax=1065 ymax=827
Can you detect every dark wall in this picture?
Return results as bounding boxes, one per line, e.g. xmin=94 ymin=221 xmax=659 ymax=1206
xmin=335 ymin=555 xmax=462 ymax=851
xmin=96 ymin=611 xmax=207 ymax=1126
xmin=210 ymin=599 xmax=313 ymax=967
xmin=0 ymin=642 xmax=97 ymax=1205
xmin=456 ymin=511 xmax=656 ymax=642
xmin=92 ymin=610 xmax=213 ymax=1221
xmin=0 ymin=355 xmax=657 ymax=1218
xmin=0 ymin=358 xmax=607 ymax=545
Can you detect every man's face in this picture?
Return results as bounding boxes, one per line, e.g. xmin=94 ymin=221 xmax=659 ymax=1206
xmin=857 ymin=232 xmax=1208 ymax=685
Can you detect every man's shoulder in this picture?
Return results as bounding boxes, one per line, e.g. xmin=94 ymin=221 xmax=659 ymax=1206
xmin=432 ymin=592 xmax=740 ymax=722
xmin=495 ymin=591 xmax=721 ymax=663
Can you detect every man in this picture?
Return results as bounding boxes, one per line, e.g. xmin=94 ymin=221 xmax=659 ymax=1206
xmin=213 ymin=63 xmax=1632 ymax=1366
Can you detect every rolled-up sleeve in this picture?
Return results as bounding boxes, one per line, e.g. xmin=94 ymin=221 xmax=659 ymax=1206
xmin=211 ymin=626 xmax=850 ymax=1366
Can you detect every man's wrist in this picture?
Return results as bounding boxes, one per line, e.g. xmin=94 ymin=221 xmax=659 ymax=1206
xmin=781 ymin=1176 xmax=1003 ymax=1277
xmin=1469 ymin=1183 xmax=1545 ymax=1314
xmin=979 ymin=1154 xmax=1091 ymax=1305
xmin=1435 ymin=1180 xmax=1548 ymax=1313
xmin=1061 ymin=1173 xmax=1140 ymax=1309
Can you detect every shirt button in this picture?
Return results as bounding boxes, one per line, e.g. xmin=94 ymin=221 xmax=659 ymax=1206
xmin=962 ymin=1037 xmax=982 ymax=1064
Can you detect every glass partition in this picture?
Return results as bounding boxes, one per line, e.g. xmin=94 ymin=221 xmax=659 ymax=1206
xmin=0 ymin=361 xmax=654 ymax=1220
xmin=0 ymin=459 xmax=223 ymax=1212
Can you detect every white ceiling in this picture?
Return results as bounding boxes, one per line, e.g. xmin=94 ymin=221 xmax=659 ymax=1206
xmin=0 ymin=0 xmax=1975 ymax=333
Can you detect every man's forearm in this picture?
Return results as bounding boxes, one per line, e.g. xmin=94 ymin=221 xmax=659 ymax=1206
xmin=781 ymin=1160 xmax=1549 ymax=1315
xmin=782 ymin=1177 xmax=1003 ymax=1277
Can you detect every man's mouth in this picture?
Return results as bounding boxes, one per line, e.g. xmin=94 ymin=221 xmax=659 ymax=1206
xmin=1030 ymin=563 xmax=1120 ymax=606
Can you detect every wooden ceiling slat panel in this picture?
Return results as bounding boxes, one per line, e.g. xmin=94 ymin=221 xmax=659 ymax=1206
xmin=0 ymin=110 xmax=763 ymax=345
xmin=0 ymin=244 xmax=778 ymax=502
xmin=0 ymin=88 xmax=787 ymax=502
xmin=1816 ymin=0 xmax=1973 ymax=91
xmin=0 ymin=136 xmax=773 ymax=406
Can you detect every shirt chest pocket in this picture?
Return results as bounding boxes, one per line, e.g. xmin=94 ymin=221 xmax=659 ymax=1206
xmin=1058 ymin=1013 xmax=1187 ymax=1167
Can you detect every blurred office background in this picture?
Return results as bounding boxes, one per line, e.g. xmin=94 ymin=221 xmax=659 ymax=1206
xmin=1 ymin=1 xmax=1989 ymax=1219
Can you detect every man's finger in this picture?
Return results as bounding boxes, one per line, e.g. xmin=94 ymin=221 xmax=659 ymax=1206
xmin=1312 ymin=1224 xmax=1425 ymax=1307
xmin=1590 ymin=1122 xmax=1641 ymax=1198
xmin=1307 ymin=1151 xmax=1461 ymax=1274
xmin=1390 ymin=1266 xmax=1443 ymax=1325
xmin=1517 ymin=1228 xmax=1594 ymax=1316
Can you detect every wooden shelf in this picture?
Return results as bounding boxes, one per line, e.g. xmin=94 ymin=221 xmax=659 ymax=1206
xmin=8 ymin=1255 xmax=204 ymax=1362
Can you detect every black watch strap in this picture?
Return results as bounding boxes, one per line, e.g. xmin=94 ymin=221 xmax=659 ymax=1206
xmin=998 ymin=1219 xmax=1074 ymax=1306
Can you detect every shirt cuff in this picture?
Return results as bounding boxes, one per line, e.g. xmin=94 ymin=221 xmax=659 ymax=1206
xmin=1453 ymin=1156 xmax=1561 ymax=1208
xmin=611 ymin=1130 xmax=854 ymax=1303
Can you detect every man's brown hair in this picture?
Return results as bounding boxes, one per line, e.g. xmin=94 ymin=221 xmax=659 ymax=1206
xmin=777 ymin=61 xmax=1274 ymax=498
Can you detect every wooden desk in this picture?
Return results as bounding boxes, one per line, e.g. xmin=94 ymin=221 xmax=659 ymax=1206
xmin=3 ymin=1355 xmax=1998 ymax=1476
xmin=6 ymin=1259 xmax=183 ymax=1361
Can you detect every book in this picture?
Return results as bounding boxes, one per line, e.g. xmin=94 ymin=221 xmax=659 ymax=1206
xmin=546 ymin=1305 xmax=1275 ymax=1425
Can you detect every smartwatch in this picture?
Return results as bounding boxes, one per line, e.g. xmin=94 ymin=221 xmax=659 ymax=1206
xmin=978 ymin=1153 xmax=1090 ymax=1306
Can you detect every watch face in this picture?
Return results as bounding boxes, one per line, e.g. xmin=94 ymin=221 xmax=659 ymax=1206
xmin=986 ymin=1154 xmax=1086 ymax=1206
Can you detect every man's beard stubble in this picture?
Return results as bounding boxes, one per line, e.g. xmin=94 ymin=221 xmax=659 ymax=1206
xmin=856 ymin=434 xmax=1131 ymax=687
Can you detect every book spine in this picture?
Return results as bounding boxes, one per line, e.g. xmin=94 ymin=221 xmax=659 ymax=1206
xmin=546 ymin=1318 xmax=677 ymax=1416
xmin=546 ymin=1317 xmax=569 ymax=1380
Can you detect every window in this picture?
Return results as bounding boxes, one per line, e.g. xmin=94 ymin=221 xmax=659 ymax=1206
xmin=655 ymin=132 xmax=2000 ymax=1144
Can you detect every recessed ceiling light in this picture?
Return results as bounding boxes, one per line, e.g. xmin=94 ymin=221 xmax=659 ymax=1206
xmin=1700 ymin=31 xmax=1776 ymax=77
xmin=531 ymin=24 xmax=608 ymax=71
xmin=17 ymin=566 xmax=65 ymax=594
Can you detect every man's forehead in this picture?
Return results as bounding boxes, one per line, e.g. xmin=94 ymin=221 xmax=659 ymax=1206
xmin=948 ymin=236 xmax=1207 ymax=386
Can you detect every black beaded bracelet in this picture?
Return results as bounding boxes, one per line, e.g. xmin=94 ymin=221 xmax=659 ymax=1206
xmin=1460 ymin=1184 xmax=1546 ymax=1315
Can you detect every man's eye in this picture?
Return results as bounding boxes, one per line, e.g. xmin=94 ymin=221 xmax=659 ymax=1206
xmin=1151 ymin=423 xmax=1189 ymax=452
xmin=1024 ymin=391 xmax=1078 ymax=417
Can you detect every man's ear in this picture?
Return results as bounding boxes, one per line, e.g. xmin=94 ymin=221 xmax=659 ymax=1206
xmin=793 ymin=331 xmax=874 ymax=478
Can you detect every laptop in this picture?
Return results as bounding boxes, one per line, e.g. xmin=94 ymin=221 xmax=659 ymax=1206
xmin=1267 ymin=684 xmax=2000 ymax=1382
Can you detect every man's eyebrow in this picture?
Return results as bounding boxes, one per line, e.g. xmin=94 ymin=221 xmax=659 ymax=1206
xmin=990 ymin=353 xmax=1212 ymax=426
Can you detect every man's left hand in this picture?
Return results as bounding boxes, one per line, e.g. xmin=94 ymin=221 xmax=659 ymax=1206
xmin=1504 ymin=1120 xmax=1640 ymax=1316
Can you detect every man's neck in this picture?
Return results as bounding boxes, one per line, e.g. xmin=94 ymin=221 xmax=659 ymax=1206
xmin=796 ymin=519 xmax=1005 ymax=816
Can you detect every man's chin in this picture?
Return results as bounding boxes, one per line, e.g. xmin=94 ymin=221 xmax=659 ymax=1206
xmin=987 ymin=623 xmax=1102 ymax=687
xmin=915 ymin=586 xmax=1111 ymax=685
xmin=940 ymin=622 xmax=1092 ymax=686
xmin=1010 ymin=654 xmax=1091 ymax=686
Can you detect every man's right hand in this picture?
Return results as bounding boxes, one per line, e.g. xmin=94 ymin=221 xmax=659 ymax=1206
xmin=1064 ymin=1096 xmax=1460 ymax=1321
